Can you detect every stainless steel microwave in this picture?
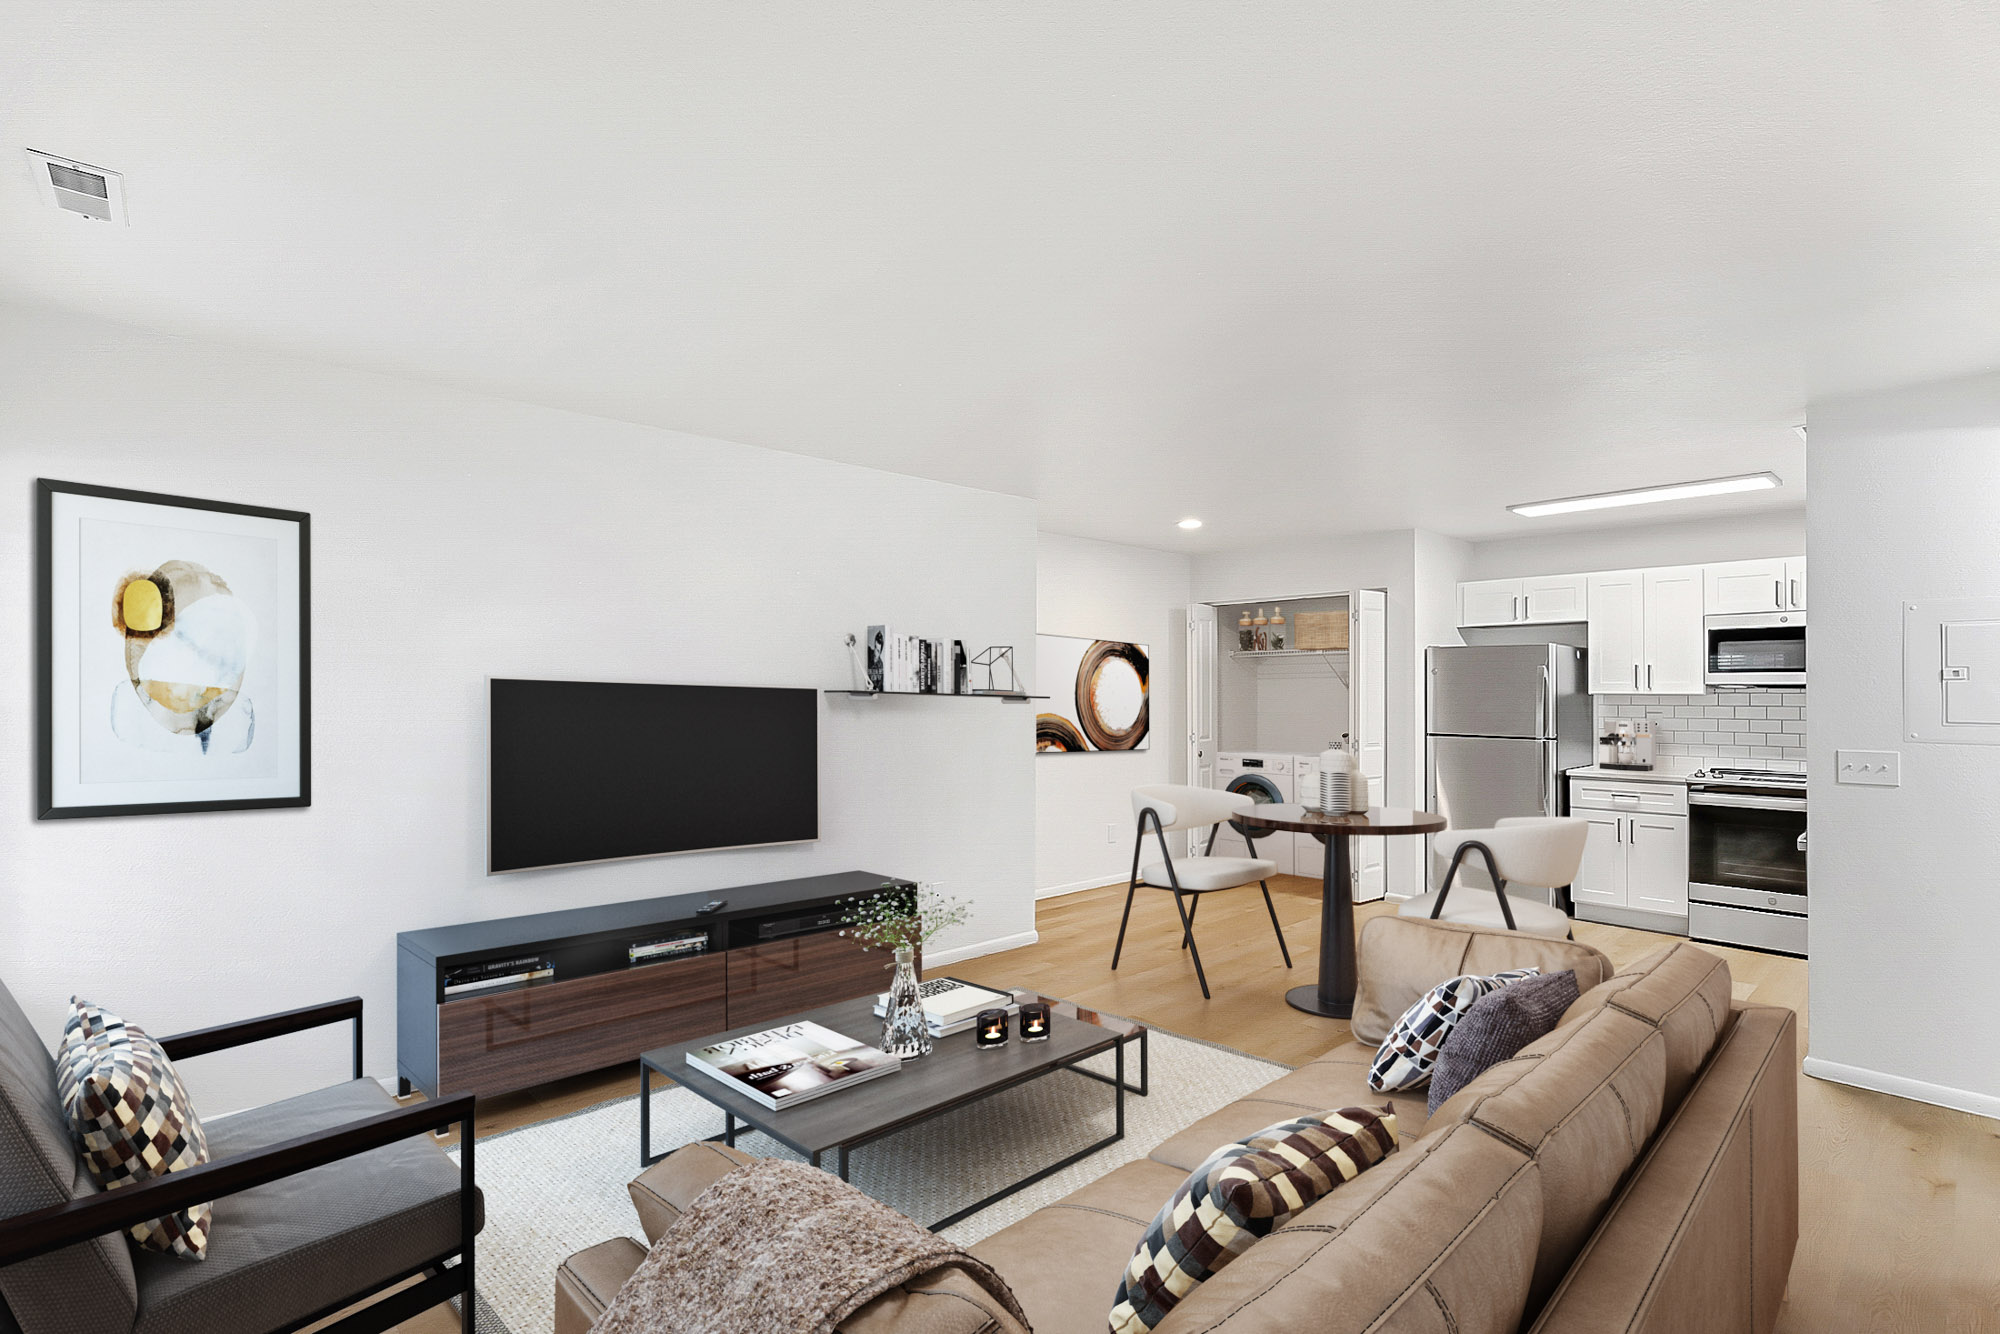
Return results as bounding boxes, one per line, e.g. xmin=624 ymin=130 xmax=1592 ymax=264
xmin=1704 ymin=610 xmax=1805 ymax=688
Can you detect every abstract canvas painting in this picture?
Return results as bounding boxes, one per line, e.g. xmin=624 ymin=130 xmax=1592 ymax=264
xmin=38 ymin=480 xmax=311 ymax=817
xmin=1036 ymin=635 xmax=1149 ymax=753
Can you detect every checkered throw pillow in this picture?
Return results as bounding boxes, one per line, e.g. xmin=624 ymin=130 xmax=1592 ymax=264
xmin=1108 ymin=1106 xmax=1399 ymax=1333
xmin=1367 ymin=968 xmax=1541 ymax=1093
xmin=55 ymin=999 xmax=213 ymax=1259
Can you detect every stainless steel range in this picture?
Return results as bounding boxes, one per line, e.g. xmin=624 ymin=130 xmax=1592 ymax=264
xmin=1685 ymin=767 xmax=1807 ymax=956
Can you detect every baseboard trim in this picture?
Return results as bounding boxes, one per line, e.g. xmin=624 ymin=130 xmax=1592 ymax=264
xmin=927 ymin=930 xmax=1039 ymax=967
xmin=1036 ymin=876 xmax=1125 ymax=900
xmin=1802 ymin=1056 xmax=2000 ymax=1122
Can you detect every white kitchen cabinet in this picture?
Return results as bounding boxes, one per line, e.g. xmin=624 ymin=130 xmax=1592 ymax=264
xmin=1704 ymin=557 xmax=1807 ymax=614
xmin=1571 ymin=813 xmax=1626 ymax=907
xmin=1585 ymin=571 xmax=1646 ymax=693
xmin=1458 ymin=575 xmax=1588 ymax=627
xmin=1643 ymin=566 xmax=1706 ymax=694
xmin=1523 ymin=574 xmax=1588 ymax=622
xmin=1585 ymin=567 xmax=1703 ymax=694
xmin=1460 ymin=579 xmax=1526 ymax=627
xmin=1627 ymin=814 xmax=1691 ymax=915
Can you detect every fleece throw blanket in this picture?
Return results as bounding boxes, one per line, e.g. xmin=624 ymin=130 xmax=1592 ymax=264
xmin=589 ymin=1158 xmax=1030 ymax=1334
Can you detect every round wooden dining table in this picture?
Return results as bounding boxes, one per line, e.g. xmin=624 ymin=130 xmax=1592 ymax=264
xmin=1233 ymin=803 xmax=1447 ymax=1019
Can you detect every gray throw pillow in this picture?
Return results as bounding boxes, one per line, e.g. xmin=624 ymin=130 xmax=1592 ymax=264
xmin=1427 ymin=969 xmax=1581 ymax=1114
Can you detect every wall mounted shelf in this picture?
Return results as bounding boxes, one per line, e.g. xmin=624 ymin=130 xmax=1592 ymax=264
xmin=826 ymin=689 xmax=1047 ymax=701
xmin=1227 ymin=648 xmax=1350 ymax=685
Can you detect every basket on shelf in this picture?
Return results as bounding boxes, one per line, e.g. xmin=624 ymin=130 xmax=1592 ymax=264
xmin=1293 ymin=611 xmax=1349 ymax=651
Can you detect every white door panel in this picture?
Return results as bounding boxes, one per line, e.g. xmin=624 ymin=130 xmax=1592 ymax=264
xmin=1460 ymin=579 xmax=1522 ymax=626
xmin=1572 ymin=814 xmax=1627 ymax=906
xmin=1186 ymin=602 xmax=1216 ymax=856
xmin=1523 ymin=575 xmax=1588 ymax=623
xmin=1644 ymin=566 xmax=1706 ymax=694
xmin=1586 ymin=572 xmax=1645 ymax=694
xmin=1705 ymin=559 xmax=1788 ymax=615
xmin=1628 ymin=814 xmax=1690 ymax=915
xmin=1351 ymin=589 xmax=1389 ymax=901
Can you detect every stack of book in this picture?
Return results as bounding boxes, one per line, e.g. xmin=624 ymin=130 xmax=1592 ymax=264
xmin=442 ymin=954 xmax=554 ymax=997
xmin=683 ymin=1021 xmax=900 ymax=1110
xmin=871 ymin=976 xmax=1018 ymax=1037
xmin=628 ymin=931 xmax=709 ymax=967
xmin=866 ymin=626 xmax=965 ymax=694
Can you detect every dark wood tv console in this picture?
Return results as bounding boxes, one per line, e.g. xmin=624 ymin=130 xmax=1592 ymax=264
xmin=395 ymin=871 xmax=914 ymax=1100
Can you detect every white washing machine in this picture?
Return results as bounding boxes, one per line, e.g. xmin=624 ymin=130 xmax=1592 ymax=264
xmin=1214 ymin=752 xmax=1294 ymax=865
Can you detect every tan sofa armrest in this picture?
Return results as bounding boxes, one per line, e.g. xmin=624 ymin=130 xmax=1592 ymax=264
xmin=628 ymin=1141 xmax=758 ymax=1243
xmin=1349 ymin=916 xmax=1615 ymax=1045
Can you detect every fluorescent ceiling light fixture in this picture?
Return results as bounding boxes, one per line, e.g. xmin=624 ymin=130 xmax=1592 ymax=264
xmin=1177 ymin=517 xmax=1203 ymax=529
xmin=1508 ymin=472 xmax=1780 ymax=519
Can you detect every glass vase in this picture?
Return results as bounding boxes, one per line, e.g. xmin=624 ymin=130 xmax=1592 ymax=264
xmin=880 ymin=947 xmax=932 ymax=1058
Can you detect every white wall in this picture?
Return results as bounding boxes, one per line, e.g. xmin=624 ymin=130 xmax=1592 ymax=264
xmin=1034 ymin=533 xmax=1190 ymax=896
xmin=0 ymin=305 xmax=1039 ymax=1113
xmin=1802 ymin=376 xmax=2000 ymax=1120
xmin=1461 ymin=509 xmax=1806 ymax=580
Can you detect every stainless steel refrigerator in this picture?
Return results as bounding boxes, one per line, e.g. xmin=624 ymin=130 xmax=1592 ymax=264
xmin=1425 ymin=644 xmax=1592 ymax=891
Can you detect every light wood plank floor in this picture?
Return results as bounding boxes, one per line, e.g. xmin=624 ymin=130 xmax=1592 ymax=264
xmin=387 ymin=874 xmax=2000 ymax=1334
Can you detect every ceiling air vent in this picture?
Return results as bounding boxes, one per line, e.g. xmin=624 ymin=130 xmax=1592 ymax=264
xmin=26 ymin=150 xmax=127 ymax=223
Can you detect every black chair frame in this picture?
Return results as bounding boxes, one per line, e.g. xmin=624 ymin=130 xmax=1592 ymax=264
xmin=1429 ymin=840 xmax=1576 ymax=938
xmin=1111 ymin=806 xmax=1292 ymax=999
xmin=0 ymin=998 xmax=478 ymax=1334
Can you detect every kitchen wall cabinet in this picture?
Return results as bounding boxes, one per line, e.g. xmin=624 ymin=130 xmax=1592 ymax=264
xmin=1706 ymin=558 xmax=1807 ymax=614
xmin=1458 ymin=575 xmax=1588 ymax=627
xmin=1583 ymin=567 xmax=1702 ymax=694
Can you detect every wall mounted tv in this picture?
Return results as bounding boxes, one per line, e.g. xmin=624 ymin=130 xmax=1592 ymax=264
xmin=488 ymin=678 xmax=818 ymax=873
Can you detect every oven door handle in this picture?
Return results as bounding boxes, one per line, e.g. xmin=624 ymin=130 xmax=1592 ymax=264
xmin=1688 ymin=791 xmax=1808 ymax=811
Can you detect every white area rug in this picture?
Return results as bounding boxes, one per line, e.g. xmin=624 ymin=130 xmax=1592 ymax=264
xmin=453 ymin=1031 xmax=1283 ymax=1334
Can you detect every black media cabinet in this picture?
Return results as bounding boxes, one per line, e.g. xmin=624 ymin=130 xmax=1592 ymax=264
xmin=396 ymin=871 xmax=913 ymax=1099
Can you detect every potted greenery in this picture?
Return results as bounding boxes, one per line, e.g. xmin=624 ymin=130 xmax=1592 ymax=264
xmin=840 ymin=883 xmax=970 ymax=1058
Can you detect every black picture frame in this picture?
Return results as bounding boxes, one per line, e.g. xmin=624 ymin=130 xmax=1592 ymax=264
xmin=37 ymin=478 xmax=312 ymax=819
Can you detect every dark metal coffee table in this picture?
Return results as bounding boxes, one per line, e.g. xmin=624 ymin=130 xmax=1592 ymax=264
xmin=639 ymin=991 xmax=1146 ymax=1230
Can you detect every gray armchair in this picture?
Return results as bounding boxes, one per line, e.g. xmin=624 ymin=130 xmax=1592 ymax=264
xmin=0 ymin=979 xmax=480 ymax=1334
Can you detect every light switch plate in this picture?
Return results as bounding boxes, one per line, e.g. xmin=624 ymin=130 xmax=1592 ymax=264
xmin=1836 ymin=750 xmax=1901 ymax=786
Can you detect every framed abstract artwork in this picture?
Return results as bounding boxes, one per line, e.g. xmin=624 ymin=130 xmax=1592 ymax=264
xmin=1035 ymin=635 xmax=1149 ymax=753
xmin=37 ymin=479 xmax=311 ymax=818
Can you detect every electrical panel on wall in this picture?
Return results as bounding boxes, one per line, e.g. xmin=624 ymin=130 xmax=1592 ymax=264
xmin=1903 ymin=597 xmax=2000 ymax=743
xmin=25 ymin=150 xmax=127 ymax=224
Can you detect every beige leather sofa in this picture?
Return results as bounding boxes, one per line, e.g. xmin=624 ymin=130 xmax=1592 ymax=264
xmin=557 ymin=918 xmax=1798 ymax=1334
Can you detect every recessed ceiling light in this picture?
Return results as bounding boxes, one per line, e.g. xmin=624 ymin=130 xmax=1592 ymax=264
xmin=1177 ymin=518 xmax=1203 ymax=530
xmin=1508 ymin=472 xmax=1780 ymax=519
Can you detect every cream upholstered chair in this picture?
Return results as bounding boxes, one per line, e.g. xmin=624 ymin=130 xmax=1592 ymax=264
xmin=1111 ymin=784 xmax=1291 ymax=998
xmin=1396 ymin=816 xmax=1586 ymax=940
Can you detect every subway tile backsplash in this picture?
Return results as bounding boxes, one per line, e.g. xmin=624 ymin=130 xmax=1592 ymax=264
xmin=1593 ymin=692 xmax=1807 ymax=763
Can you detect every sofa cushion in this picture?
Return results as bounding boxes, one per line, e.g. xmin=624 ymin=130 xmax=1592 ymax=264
xmin=629 ymin=1140 xmax=757 ymax=1243
xmin=556 ymin=1237 xmax=646 ymax=1334
xmin=1148 ymin=1047 xmax=1431 ymax=1173
xmin=970 ymin=1157 xmax=1187 ymax=1334
xmin=1595 ymin=943 xmax=1733 ymax=1113
xmin=1110 ymin=1106 xmax=1397 ymax=1333
xmin=55 ymin=999 xmax=213 ymax=1259
xmin=1142 ymin=1120 xmax=1543 ymax=1334
xmin=1369 ymin=968 xmax=1541 ymax=1093
xmin=0 ymin=980 xmax=139 ymax=1334
xmin=130 ymin=1079 xmax=478 ymax=1334
xmin=1349 ymin=917 xmax=1614 ymax=1046
xmin=1428 ymin=970 xmax=1580 ymax=1114
xmin=1428 ymin=1004 xmax=1667 ymax=1317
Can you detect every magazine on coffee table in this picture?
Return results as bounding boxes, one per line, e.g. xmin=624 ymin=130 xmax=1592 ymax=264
xmin=870 ymin=975 xmax=1017 ymax=1036
xmin=682 ymin=1021 xmax=900 ymax=1110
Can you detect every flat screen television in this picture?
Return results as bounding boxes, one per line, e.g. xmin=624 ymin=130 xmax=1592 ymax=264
xmin=488 ymin=678 xmax=818 ymax=873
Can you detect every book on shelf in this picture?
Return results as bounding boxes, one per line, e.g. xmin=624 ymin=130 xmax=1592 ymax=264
xmin=443 ymin=957 xmax=554 ymax=996
xmin=870 ymin=976 xmax=1015 ymax=1033
xmin=866 ymin=625 xmax=887 ymax=691
xmin=629 ymin=931 xmax=708 ymax=966
xmin=683 ymin=1021 xmax=900 ymax=1110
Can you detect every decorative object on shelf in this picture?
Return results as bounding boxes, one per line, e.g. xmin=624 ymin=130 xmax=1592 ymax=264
xmin=37 ymin=479 xmax=310 ymax=819
xmin=952 ymin=640 xmax=968 ymax=695
xmin=1269 ymin=606 xmax=1286 ymax=651
xmin=1252 ymin=608 xmax=1269 ymax=651
xmin=845 ymin=633 xmax=874 ymax=692
xmin=974 ymin=1009 xmax=1010 ymax=1049
xmin=1035 ymin=635 xmax=1149 ymax=753
xmin=969 ymin=645 xmax=1019 ymax=695
xmin=1019 ymin=1002 xmax=1051 ymax=1042
xmin=1237 ymin=610 xmax=1255 ymax=651
xmin=839 ymin=882 xmax=971 ymax=1059
xmin=1294 ymin=610 xmax=1348 ymax=651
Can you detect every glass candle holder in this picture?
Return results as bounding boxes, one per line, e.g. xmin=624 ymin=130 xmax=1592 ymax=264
xmin=974 ymin=1009 xmax=1010 ymax=1049
xmin=1019 ymin=1001 xmax=1051 ymax=1042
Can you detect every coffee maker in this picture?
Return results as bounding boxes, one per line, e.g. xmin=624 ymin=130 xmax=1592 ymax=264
xmin=1597 ymin=720 xmax=1655 ymax=771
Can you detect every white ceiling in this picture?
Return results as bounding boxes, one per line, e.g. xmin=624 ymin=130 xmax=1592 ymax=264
xmin=7 ymin=3 xmax=1997 ymax=549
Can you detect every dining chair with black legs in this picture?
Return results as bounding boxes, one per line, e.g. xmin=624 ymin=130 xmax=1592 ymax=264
xmin=1111 ymin=784 xmax=1292 ymax=999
